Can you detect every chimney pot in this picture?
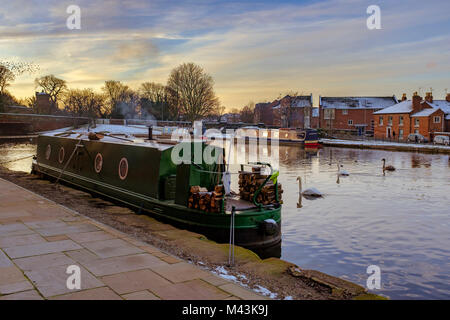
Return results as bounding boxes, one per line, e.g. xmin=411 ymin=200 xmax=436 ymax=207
xmin=412 ymin=94 xmax=423 ymax=113
xmin=425 ymin=92 xmax=433 ymax=103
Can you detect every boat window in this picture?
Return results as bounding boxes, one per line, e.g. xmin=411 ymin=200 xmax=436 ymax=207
xmin=58 ymin=147 xmax=65 ymax=164
xmin=94 ymin=153 xmax=103 ymax=173
xmin=118 ymin=157 xmax=128 ymax=180
xmin=45 ymin=145 xmax=51 ymax=160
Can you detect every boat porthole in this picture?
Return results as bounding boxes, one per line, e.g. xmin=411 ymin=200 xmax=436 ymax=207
xmin=58 ymin=147 xmax=65 ymax=164
xmin=94 ymin=153 xmax=103 ymax=173
xmin=118 ymin=157 xmax=128 ymax=180
xmin=45 ymin=145 xmax=51 ymax=160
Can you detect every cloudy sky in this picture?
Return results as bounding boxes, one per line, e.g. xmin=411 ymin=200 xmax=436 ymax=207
xmin=1 ymin=0 xmax=450 ymax=109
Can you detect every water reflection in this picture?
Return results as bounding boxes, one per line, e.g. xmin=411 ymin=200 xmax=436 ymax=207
xmin=277 ymin=146 xmax=450 ymax=299
xmin=0 ymin=142 xmax=36 ymax=172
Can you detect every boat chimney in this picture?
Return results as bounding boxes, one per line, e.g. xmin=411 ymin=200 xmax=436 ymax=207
xmin=148 ymin=126 xmax=153 ymax=140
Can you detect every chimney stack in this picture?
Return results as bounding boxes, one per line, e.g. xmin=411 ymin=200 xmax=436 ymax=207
xmin=412 ymin=92 xmax=423 ymax=113
xmin=401 ymin=93 xmax=407 ymax=101
xmin=425 ymin=92 xmax=433 ymax=104
xmin=446 ymin=93 xmax=450 ymax=102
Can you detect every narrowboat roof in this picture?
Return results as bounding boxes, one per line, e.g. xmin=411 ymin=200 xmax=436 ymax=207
xmin=40 ymin=124 xmax=177 ymax=151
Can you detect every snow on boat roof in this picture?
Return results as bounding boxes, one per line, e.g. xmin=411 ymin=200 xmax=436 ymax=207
xmin=41 ymin=124 xmax=175 ymax=151
xmin=321 ymin=96 xmax=397 ymax=110
xmin=373 ymin=100 xmax=413 ymax=114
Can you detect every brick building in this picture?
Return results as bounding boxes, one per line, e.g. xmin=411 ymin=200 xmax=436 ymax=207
xmin=36 ymin=91 xmax=52 ymax=115
xmin=319 ymin=96 xmax=398 ymax=135
xmin=254 ymin=101 xmax=279 ymax=125
xmin=373 ymin=93 xmax=450 ymax=141
xmin=254 ymin=95 xmax=316 ymax=128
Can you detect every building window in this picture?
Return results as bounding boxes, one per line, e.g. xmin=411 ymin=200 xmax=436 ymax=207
xmin=434 ymin=116 xmax=441 ymax=123
xmin=379 ymin=116 xmax=383 ymax=126
xmin=58 ymin=147 xmax=65 ymax=164
xmin=342 ymin=109 xmax=348 ymax=115
xmin=415 ymin=119 xmax=420 ymax=127
xmin=348 ymin=120 xmax=353 ymax=125
xmin=399 ymin=129 xmax=404 ymax=139
xmin=388 ymin=116 xmax=393 ymax=126
xmin=118 ymin=158 xmax=129 ymax=180
xmin=94 ymin=153 xmax=103 ymax=173
xmin=399 ymin=116 xmax=403 ymax=126
xmin=371 ymin=120 xmax=375 ymax=129
xmin=414 ymin=129 xmax=419 ymax=134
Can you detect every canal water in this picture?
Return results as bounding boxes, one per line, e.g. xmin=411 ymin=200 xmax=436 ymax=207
xmin=1 ymin=142 xmax=449 ymax=299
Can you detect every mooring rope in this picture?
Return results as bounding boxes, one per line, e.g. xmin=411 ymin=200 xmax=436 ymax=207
xmin=0 ymin=155 xmax=34 ymax=165
xmin=55 ymin=138 xmax=84 ymax=185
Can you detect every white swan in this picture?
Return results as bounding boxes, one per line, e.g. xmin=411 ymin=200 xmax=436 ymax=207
xmin=337 ymin=162 xmax=349 ymax=176
xmin=297 ymin=176 xmax=322 ymax=197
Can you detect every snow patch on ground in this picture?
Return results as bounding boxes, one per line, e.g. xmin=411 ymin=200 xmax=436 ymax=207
xmin=253 ymin=285 xmax=278 ymax=299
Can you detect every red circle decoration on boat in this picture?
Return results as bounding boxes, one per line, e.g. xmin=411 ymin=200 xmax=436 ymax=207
xmin=45 ymin=145 xmax=51 ymax=160
xmin=58 ymin=147 xmax=65 ymax=164
xmin=118 ymin=157 xmax=128 ymax=180
xmin=94 ymin=153 xmax=103 ymax=173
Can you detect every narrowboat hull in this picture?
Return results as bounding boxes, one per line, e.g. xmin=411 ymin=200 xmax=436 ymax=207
xmin=31 ymin=134 xmax=282 ymax=258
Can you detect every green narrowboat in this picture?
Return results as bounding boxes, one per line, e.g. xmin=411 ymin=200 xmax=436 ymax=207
xmin=31 ymin=129 xmax=282 ymax=258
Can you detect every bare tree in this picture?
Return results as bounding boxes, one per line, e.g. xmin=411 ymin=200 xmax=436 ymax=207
xmin=0 ymin=65 xmax=15 ymax=94
xmin=166 ymin=63 xmax=220 ymax=122
xmin=139 ymin=82 xmax=168 ymax=120
xmin=209 ymin=104 xmax=226 ymax=121
xmin=240 ymin=101 xmax=255 ymax=123
xmin=35 ymin=75 xmax=67 ymax=113
xmin=102 ymin=80 xmax=138 ymax=118
xmin=63 ymin=88 xmax=105 ymax=127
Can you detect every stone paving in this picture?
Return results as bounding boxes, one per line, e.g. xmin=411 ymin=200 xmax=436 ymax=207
xmin=0 ymin=178 xmax=266 ymax=300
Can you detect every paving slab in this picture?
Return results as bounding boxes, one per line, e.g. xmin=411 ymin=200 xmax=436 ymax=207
xmin=82 ymin=238 xmax=144 ymax=258
xmin=67 ymin=231 xmax=116 ymax=243
xmin=219 ymin=283 xmax=268 ymax=300
xmin=0 ymin=249 xmax=13 ymax=267
xmin=150 ymin=279 xmax=231 ymax=300
xmin=101 ymin=269 xmax=172 ymax=295
xmin=25 ymin=263 xmax=104 ymax=297
xmin=150 ymin=262 xmax=212 ymax=283
xmin=13 ymin=252 xmax=76 ymax=271
xmin=0 ymin=233 xmax=46 ymax=247
xmin=0 ymin=289 xmax=43 ymax=300
xmin=122 ymin=290 xmax=160 ymax=300
xmin=82 ymin=253 xmax=168 ymax=277
xmin=50 ymin=287 xmax=122 ymax=300
xmin=0 ymin=280 xmax=34 ymax=295
xmin=33 ymin=224 xmax=99 ymax=237
xmin=3 ymin=239 xmax=83 ymax=259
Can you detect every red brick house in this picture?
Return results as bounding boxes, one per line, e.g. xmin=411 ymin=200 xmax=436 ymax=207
xmin=254 ymin=95 xmax=317 ymax=128
xmin=272 ymin=95 xmax=314 ymax=128
xmin=319 ymin=96 xmax=398 ymax=135
xmin=373 ymin=93 xmax=450 ymax=141
xmin=254 ymin=100 xmax=279 ymax=125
